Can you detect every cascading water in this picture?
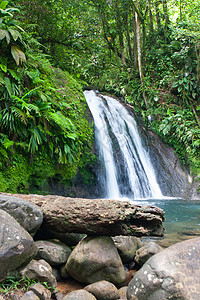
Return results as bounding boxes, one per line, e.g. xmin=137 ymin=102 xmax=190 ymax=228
xmin=84 ymin=90 xmax=162 ymax=200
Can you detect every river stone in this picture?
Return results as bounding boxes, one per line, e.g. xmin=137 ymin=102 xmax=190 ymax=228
xmin=66 ymin=236 xmax=126 ymax=286
xmin=21 ymin=291 xmax=40 ymax=300
xmin=35 ymin=240 xmax=71 ymax=266
xmin=119 ymin=286 xmax=128 ymax=300
xmin=43 ymin=230 xmax=86 ymax=246
xmin=134 ymin=241 xmax=163 ymax=266
xmin=84 ymin=280 xmax=120 ymax=300
xmin=29 ymin=283 xmax=51 ymax=300
xmin=0 ymin=209 xmax=37 ymax=281
xmin=127 ymin=237 xmax=200 ymax=300
xmin=63 ymin=290 xmax=97 ymax=300
xmin=20 ymin=259 xmax=57 ymax=288
xmin=0 ymin=194 xmax=43 ymax=235
xmin=112 ymin=236 xmax=143 ymax=263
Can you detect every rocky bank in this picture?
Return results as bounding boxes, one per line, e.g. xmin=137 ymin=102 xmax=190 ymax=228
xmin=0 ymin=194 xmax=199 ymax=300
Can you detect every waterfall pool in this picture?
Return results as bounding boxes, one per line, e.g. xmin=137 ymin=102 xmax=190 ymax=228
xmin=133 ymin=198 xmax=200 ymax=247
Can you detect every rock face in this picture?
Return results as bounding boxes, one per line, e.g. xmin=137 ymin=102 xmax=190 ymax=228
xmin=66 ymin=236 xmax=126 ymax=286
xmin=147 ymin=131 xmax=192 ymax=199
xmin=35 ymin=240 xmax=71 ymax=266
xmin=0 ymin=209 xmax=36 ymax=281
xmin=0 ymin=194 xmax=43 ymax=235
xmin=127 ymin=237 xmax=200 ymax=300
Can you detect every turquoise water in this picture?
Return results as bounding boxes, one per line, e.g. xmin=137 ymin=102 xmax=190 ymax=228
xmin=133 ymin=198 xmax=200 ymax=247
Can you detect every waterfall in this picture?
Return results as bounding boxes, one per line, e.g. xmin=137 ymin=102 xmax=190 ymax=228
xmin=84 ymin=90 xmax=162 ymax=200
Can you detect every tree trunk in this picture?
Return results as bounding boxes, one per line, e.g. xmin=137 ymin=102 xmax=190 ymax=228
xmin=135 ymin=9 xmax=148 ymax=107
xmin=115 ymin=0 xmax=126 ymax=68
xmin=10 ymin=194 xmax=165 ymax=237
xmin=154 ymin=0 xmax=161 ymax=32
xmin=132 ymin=7 xmax=138 ymax=69
xmin=148 ymin=0 xmax=154 ymax=33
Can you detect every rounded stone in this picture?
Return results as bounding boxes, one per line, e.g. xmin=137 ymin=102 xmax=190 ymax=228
xmin=66 ymin=236 xmax=126 ymax=286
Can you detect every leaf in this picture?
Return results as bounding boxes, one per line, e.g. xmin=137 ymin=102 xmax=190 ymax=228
xmin=4 ymin=77 xmax=12 ymax=96
xmin=0 ymin=29 xmax=10 ymax=44
xmin=8 ymin=69 xmax=20 ymax=81
xmin=0 ymin=56 xmax=7 ymax=73
xmin=11 ymin=45 xmax=26 ymax=66
xmin=0 ymin=1 xmax=8 ymax=9
xmin=8 ymin=28 xmax=22 ymax=41
xmin=3 ymin=139 xmax=14 ymax=149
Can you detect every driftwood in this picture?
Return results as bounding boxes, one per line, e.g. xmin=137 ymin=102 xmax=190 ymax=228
xmin=4 ymin=194 xmax=165 ymax=237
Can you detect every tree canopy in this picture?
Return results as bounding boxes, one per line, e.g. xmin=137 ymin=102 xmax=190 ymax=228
xmin=0 ymin=0 xmax=199 ymax=192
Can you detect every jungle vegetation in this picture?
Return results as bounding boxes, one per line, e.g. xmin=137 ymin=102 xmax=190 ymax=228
xmin=0 ymin=0 xmax=199 ymax=193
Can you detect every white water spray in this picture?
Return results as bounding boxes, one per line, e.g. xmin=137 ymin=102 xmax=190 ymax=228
xmin=84 ymin=90 xmax=162 ymax=199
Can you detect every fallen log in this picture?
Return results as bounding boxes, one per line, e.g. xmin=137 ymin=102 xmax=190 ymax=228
xmin=2 ymin=194 xmax=165 ymax=237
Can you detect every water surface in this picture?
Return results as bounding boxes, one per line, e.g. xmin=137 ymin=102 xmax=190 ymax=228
xmin=133 ymin=198 xmax=200 ymax=247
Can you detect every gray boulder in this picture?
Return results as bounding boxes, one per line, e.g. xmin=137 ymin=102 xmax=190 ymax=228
xmin=40 ymin=230 xmax=86 ymax=246
xmin=29 ymin=283 xmax=51 ymax=300
xmin=63 ymin=290 xmax=97 ymax=300
xmin=21 ymin=291 xmax=40 ymax=300
xmin=119 ymin=287 xmax=128 ymax=300
xmin=66 ymin=236 xmax=126 ymax=286
xmin=20 ymin=259 xmax=57 ymax=288
xmin=134 ymin=241 xmax=163 ymax=265
xmin=0 ymin=194 xmax=43 ymax=235
xmin=0 ymin=209 xmax=37 ymax=281
xmin=112 ymin=236 xmax=143 ymax=263
xmin=127 ymin=237 xmax=200 ymax=300
xmin=35 ymin=240 xmax=71 ymax=266
xmin=84 ymin=280 xmax=120 ymax=300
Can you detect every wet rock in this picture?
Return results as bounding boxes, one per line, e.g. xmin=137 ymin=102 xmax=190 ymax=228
xmin=112 ymin=236 xmax=143 ymax=263
xmin=127 ymin=237 xmax=200 ymax=299
xmin=35 ymin=240 xmax=71 ymax=266
xmin=0 ymin=194 xmax=43 ymax=235
xmin=20 ymin=259 xmax=57 ymax=288
xmin=21 ymin=291 xmax=40 ymax=300
xmin=66 ymin=236 xmax=126 ymax=286
xmin=29 ymin=283 xmax=51 ymax=300
xmin=134 ymin=241 xmax=163 ymax=265
xmin=62 ymin=289 xmax=97 ymax=300
xmin=0 ymin=209 xmax=37 ymax=281
xmin=84 ymin=280 xmax=120 ymax=300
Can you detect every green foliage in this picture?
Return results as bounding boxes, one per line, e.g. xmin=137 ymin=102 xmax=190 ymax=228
xmin=0 ymin=275 xmax=54 ymax=296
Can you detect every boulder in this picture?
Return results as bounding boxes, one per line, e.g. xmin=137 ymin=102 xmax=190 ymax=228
xmin=66 ymin=236 xmax=126 ymax=286
xmin=20 ymin=259 xmax=57 ymax=288
xmin=84 ymin=280 xmax=120 ymax=300
xmin=134 ymin=241 xmax=163 ymax=266
xmin=0 ymin=209 xmax=37 ymax=281
xmin=119 ymin=286 xmax=128 ymax=300
xmin=0 ymin=194 xmax=43 ymax=235
xmin=63 ymin=290 xmax=97 ymax=300
xmin=29 ymin=283 xmax=51 ymax=300
xmin=112 ymin=236 xmax=143 ymax=263
xmin=127 ymin=237 xmax=200 ymax=300
xmin=35 ymin=240 xmax=71 ymax=266
xmin=21 ymin=291 xmax=40 ymax=300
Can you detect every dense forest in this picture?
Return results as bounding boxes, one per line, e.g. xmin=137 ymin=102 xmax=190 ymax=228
xmin=0 ymin=0 xmax=199 ymax=194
